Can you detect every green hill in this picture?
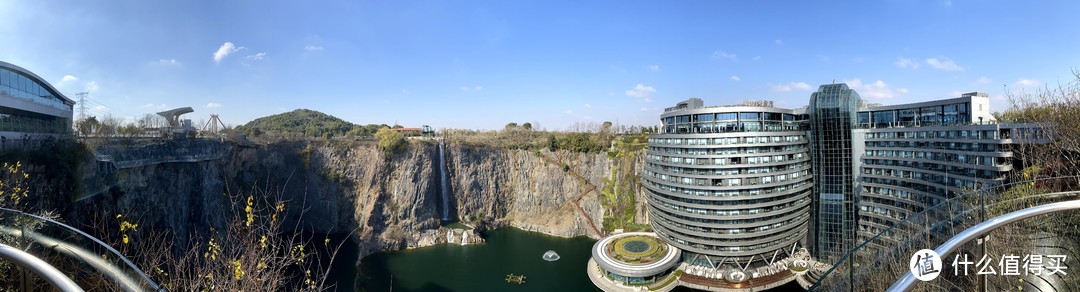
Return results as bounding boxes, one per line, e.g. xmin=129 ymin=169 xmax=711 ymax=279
xmin=236 ymin=109 xmax=384 ymax=138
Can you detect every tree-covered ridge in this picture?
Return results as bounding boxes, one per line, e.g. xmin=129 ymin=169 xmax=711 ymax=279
xmin=235 ymin=109 xmax=388 ymax=139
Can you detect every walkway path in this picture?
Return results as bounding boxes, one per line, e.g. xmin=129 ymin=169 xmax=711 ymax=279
xmin=538 ymin=151 xmax=604 ymax=238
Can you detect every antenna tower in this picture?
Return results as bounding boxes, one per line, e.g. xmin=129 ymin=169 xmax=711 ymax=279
xmin=75 ymin=92 xmax=89 ymax=121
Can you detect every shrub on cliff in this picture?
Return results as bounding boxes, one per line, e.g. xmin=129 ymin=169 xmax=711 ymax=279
xmin=375 ymin=127 xmax=407 ymax=154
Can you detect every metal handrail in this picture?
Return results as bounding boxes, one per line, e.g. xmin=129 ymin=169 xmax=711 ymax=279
xmin=0 ymin=207 xmax=161 ymax=291
xmin=888 ymin=200 xmax=1080 ymax=291
xmin=0 ymin=243 xmax=84 ymax=291
xmin=808 ymin=175 xmax=1080 ymax=290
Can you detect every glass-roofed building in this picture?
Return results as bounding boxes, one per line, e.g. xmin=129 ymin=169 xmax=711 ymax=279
xmin=0 ymin=61 xmax=76 ymax=138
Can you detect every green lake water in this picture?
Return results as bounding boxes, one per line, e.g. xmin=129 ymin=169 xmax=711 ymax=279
xmin=355 ymin=228 xmax=599 ymax=292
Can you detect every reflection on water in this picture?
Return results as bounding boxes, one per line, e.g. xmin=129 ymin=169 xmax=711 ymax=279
xmin=357 ymin=228 xmax=597 ymax=292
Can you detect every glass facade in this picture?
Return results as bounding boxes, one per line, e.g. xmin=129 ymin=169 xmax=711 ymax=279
xmin=855 ymin=124 xmax=1038 ymax=250
xmin=807 ymin=84 xmax=861 ymax=262
xmin=647 ymin=102 xmax=811 ymax=269
xmin=0 ymin=63 xmax=75 ymax=135
xmin=855 ymin=102 xmax=971 ymax=128
xmin=0 ymin=67 xmax=73 ymax=112
xmin=0 ymin=107 xmax=71 ymax=134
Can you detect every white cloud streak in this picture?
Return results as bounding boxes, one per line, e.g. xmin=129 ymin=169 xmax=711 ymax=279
xmin=730 ymin=75 xmax=741 ymax=81
xmin=711 ymin=50 xmax=737 ymax=61
xmin=625 ymin=84 xmax=656 ymax=102
xmin=85 ymin=81 xmax=99 ymax=93
xmin=844 ymin=78 xmax=907 ymax=99
xmin=304 ymin=45 xmax=324 ymax=51
xmin=925 ymin=57 xmax=965 ymax=71
xmin=770 ymin=82 xmax=812 ymax=92
xmin=213 ymin=42 xmax=244 ymax=63
xmin=1015 ymin=78 xmax=1041 ymax=88
xmin=245 ymin=52 xmax=267 ymax=60
xmin=206 ymin=103 xmax=222 ymax=108
xmin=894 ymin=58 xmax=920 ymax=69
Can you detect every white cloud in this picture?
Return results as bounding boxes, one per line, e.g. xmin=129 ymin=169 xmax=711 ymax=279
xmin=752 ymin=56 xmax=762 ymax=61
xmin=474 ymin=86 xmax=483 ymax=91
xmin=648 ymin=65 xmax=661 ymax=72
xmin=304 ymin=45 xmax=324 ymax=51
xmin=774 ymin=39 xmax=783 ymax=45
xmin=213 ymin=42 xmax=244 ymax=63
xmin=245 ymin=52 xmax=267 ymax=60
xmin=817 ymin=54 xmax=831 ymax=62
xmin=61 ymin=75 xmax=77 ymax=82
xmin=1015 ymin=78 xmax=1041 ymax=88
xmin=584 ymin=103 xmax=592 ymax=108
xmin=459 ymin=86 xmax=470 ymax=91
xmin=563 ymin=110 xmax=573 ymax=114
xmin=142 ymin=103 xmax=169 ymax=110
xmin=730 ymin=75 xmax=741 ymax=81
xmin=157 ymin=59 xmax=180 ymax=65
xmin=625 ymin=84 xmax=656 ymax=102
xmin=711 ymin=50 xmax=737 ymax=61
xmin=925 ymin=57 xmax=965 ymax=71
xmin=894 ymin=58 xmax=920 ymax=69
xmin=85 ymin=81 xmax=99 ymax=93
xmin=770 ymin=82 xmax=812 ymax=92
xmin=843 ymin=78 xmax=906 ymax=99
xmin=206 ymin=103 xmax=222 ymax=108
xmin=640 ymin=107 xmax=649 ymax=112
xmin=976 ymin=76 xmax=991 ymax=84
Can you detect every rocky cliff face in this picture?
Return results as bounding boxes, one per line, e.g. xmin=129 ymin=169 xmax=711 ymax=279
xmin=72 ymin=139 xmax=617 ymax=260
xmin=445 ymin=143 xmax=607 ymax=237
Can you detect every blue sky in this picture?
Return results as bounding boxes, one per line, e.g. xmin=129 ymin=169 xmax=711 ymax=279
xmin=2 ymin=0 xmax=1078 ymax=130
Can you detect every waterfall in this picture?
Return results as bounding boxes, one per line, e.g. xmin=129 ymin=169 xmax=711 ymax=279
xmin=438 ymin=141 xmax=450 ymax=220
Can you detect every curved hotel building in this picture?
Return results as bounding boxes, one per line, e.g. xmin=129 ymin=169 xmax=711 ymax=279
xmin=645 ymin=99 xmax=810 ymax=269
xmin=590 ymin=85 xmax=1035 ymax=291
xmin=0 ymin=61 xmax=75 ymax=138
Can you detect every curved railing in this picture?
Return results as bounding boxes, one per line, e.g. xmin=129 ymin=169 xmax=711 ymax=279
xmin=0 ymin=207 xmax=161 ymax=291
xmin=809 ymin=176 xmax=1080 ymax=291
xmin=0 ymin=243 xmax=83 ymax=291
xmin=889 ymin=200 xmax=1080 ymax=291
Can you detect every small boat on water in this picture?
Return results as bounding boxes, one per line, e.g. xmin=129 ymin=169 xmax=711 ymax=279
xmin=505 ymin=273 xmax=526 ymax=284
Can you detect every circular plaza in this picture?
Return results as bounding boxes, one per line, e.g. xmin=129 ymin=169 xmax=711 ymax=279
xmin=589 ymin=232 xmax=681 ymax=290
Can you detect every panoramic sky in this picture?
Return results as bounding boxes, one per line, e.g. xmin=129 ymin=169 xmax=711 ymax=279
xmin=2 ymin=1 xmax=1078 ymax=130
